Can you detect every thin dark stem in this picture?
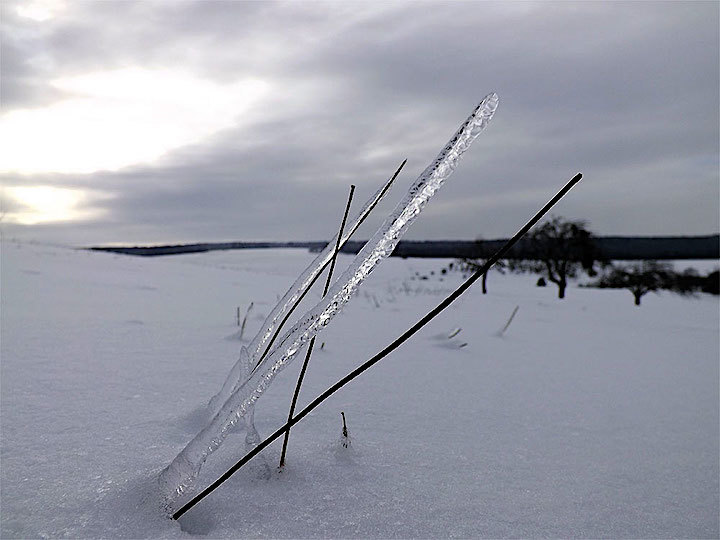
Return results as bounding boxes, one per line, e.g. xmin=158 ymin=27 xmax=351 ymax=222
xmin=252 ymin=160 xmax=406 ymax=372
xmin=172 ymin=173 xmax=582 ymax=521
xmin=279 ymin=184 xmax=356 ymax=468
xmin=239 ymin=302 xmax=253 ymax=340
xmin=497 ymin=305 xmax=519 ymax=337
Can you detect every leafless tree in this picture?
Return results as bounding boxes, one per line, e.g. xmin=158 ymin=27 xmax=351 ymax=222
xmin=515 ymin=216 xmax=603 ymax=299
xmin=592 ymin=261 xmax=701 ymax=305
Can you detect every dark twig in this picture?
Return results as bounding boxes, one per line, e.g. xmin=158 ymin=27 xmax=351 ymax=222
xmin=279 ymin=185 xmax=355 ymax=468
xmin=252 ymin=160 xmax=406 ymax=372
xmin=172 ymin=173 xmax=582 ymax=521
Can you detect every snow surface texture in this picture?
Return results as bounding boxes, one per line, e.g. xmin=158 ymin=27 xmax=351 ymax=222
xmin=159 ymin=93 xmax=499 ymax=508
xmin=2 ymin=243 xmax=718 ymax=537
xmin=1 ymin=242 xmax=718 ymax=537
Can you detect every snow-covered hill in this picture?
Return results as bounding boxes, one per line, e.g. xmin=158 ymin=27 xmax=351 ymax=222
xmin=2 ymin=241 xmax=718 ymax=538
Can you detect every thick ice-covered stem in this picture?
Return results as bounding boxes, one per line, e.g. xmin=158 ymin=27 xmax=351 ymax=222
xmin=243 ymin=406 xmax=259 ymax=446
xmin=206 ymin=169 xmax=399 ymax=416
xmin=160 ymin=93 xmax=499 ymax=508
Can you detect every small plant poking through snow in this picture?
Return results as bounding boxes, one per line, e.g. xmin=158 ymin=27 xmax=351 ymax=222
xmin=340 ymin=412 xmax=351 ymax=449
xmin=432 ymin=327 xmax=467 ymax=349
xmin=238 ymin=302 xmax=253 ymax=340
xmin=226 ymin=302 xmax=255 ymax=341
xmin=449 ymin=327 xmax=468 ymax=348
xmin=495 ymin=305 xmax=519 ymax=337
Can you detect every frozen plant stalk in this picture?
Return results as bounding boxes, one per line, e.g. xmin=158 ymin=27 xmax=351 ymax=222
xmin=206 ymin=168 xmax=400 ymax=418
xmin=205 ymin=166 xmax=400 ymax=445
xmin=159 ymin=93 xmax=499 ymax=510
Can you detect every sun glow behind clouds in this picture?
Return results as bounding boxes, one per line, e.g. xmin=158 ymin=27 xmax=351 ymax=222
xmin=2 ymin=186 xmax=107 ymax=225
xmin=0 ymin=68 xmax=268 ymax=174
xmin=15 ymin=0 xmax=66 ymax=21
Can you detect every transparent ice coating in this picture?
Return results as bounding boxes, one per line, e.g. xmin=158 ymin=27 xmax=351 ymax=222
xmin=159 ymin=93 xmax=499 ymax=509
xmin=206 ymin=171 xmax=397 ymax=417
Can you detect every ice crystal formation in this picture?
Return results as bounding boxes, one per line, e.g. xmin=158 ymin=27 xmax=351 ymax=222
xmin=159 ymin=93 xmax=499 ymax=510
xmin=206 ymin=172 xmax=397 ymax=418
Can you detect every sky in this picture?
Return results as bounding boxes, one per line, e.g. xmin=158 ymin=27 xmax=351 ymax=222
xmin=1 ymin=0 xmax=718 ymax=246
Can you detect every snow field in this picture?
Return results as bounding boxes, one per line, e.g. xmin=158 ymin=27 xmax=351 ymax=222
xmin=1 ymin=241 xmax=718 ymax=538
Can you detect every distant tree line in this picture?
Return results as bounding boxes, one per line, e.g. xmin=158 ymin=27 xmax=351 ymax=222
xmin=90 ymin=235 xmax=719 ymax=260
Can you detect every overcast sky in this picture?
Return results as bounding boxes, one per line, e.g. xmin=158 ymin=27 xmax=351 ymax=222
xmin=1 ymin=0 xmax=718 ymax=246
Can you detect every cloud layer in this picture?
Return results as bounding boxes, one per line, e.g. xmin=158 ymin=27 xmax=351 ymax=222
xmin=2 ymin=0 xmax=718 ymax=245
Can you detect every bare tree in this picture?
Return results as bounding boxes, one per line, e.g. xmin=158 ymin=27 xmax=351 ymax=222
xmin=590 ymin=260 xmax=698 ymax=305
xmin=592 ymin=260 xmax=671 ymax=305
xmin=516 ymin=216 xmax=603 ymax=299
xmin=459 ymin=237 xmax=506 ymax=294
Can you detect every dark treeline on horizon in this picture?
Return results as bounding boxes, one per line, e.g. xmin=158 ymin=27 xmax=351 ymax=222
xmin=90 ymin=235 xmax=719 ymax=260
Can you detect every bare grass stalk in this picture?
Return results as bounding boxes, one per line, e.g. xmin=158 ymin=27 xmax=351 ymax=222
xmin=239 ymin=302 xmax=254 ymax=340
xmin=279 ymin=185 xmax=356 ymax=468
xmin=340 ymin=412 xmax=350 ymax=448
xmin=495 ymin=305 xmax=519 ymax=337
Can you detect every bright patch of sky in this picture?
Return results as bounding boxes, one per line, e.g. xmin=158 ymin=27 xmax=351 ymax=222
xmin=0 ymin=68 xmax=268 ymax=174
xmin=15 ymin=0 xmax=65 ymax=22
xmin=2 ymin=185 xmax=106 ymax=224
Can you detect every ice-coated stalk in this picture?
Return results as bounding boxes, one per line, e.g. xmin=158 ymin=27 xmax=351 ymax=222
xmin=206 ymin=164 xmax=402 ymax=417
xmin=159 ymin=93 xmax=499 ymax=509
xmin=205 ymin=164 xmax=400 ymax=442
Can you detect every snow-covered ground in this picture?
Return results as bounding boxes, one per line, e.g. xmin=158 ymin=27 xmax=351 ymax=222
xmin=2 ymin=241 xmax=718 ymax=538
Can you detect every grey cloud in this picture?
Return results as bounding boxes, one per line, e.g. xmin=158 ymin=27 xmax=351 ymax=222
xmin=1 ymin=1 xmax=717 ymax=245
